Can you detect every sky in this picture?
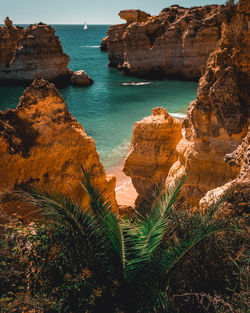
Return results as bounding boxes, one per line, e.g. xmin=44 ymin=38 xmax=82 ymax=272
xmin=0 ymin=0 xmax=228 ymax=25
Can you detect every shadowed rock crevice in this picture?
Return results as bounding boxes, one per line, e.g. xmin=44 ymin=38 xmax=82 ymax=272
xmin=0 ymin=110 xmax=38 ymax=157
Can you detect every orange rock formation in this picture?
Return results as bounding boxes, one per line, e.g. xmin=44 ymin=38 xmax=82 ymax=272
xmin=0 ymin=79 xmax=117 ymax=211
xmin=105 ymin=5 xmax=226 ymax=80
xmin=0 ymin=17 xmax=25 ymax=68
xmin=200 ymin=128 xmax=249 ymax=214
xmin=124 ymin=0 xmax=249 ymax=207
xmin=165 ymin=0 xmax=249 ymax=206
xmin=119 ymin=10 xmax=151 ymax=24
xmin=0 ymin=18 xmax=93 ymax=86
xmin=123 ymin=108 xmax=182 ymax=203
xmin=0 ymin=18 xmax=71 ymax=84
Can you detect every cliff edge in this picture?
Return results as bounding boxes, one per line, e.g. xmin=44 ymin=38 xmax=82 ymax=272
xmin=0 ymin=18 xmax=93 ymax=86
xmin=103 ymin=5 xmax=227 ymax=80
xmin=123 ymin=0 xmax=249 ymax=207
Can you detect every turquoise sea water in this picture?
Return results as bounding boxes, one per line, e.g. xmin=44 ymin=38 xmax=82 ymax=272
xmin=0 ymin=25 xmax=198 ymax=169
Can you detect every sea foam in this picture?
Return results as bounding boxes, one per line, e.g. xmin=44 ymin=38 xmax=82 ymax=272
xmin=80 ymin=45 xmax=100 ymax=48
xmin=121 ymin=81 xmax=151 ymax=86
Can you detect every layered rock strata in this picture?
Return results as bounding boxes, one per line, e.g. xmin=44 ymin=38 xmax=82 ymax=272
xmin=165 ymin=0 xmax=249 ymax=206
xmin=124 ymin=0 xmax=249 ymax=207
xmin=123 ymin=107 xmax=182 ymax=203
xmin=0 ymin=79 xmax=117 ymax=211
xmin=104 ymin=5 xmax=226 ymax=80
xmin=0 ymin=18 xmax=92 ymax=86
xmin=200 ymin=129 xmax=249 ymax=215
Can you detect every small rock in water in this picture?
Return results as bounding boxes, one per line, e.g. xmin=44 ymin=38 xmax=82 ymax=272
xmin=71 ymin=70 xmax=93 ymax=86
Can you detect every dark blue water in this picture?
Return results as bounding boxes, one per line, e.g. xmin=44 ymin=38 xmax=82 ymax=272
xmin=0 ymin=25 xmax=198 ymax=169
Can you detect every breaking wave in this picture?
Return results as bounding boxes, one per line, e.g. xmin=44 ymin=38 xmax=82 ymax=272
xmin=80 ymin=45 xmax=100 ymax=48
xmin=121 ymin=81 xmax=151 ymax=86
xmin=169 ymin=112 xmax=186 ymax=119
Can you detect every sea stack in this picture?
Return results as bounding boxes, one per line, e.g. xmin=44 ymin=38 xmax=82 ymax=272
xmin=123 ymin=108 xmax=182 ymax=204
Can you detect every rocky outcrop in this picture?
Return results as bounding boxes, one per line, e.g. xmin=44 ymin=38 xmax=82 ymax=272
xmin=123 ymin=0 xmax=249 ymax=207
xmin=0 ymin=79 xmax=117 ymax=212
xmin=0 ymin=18 xmax=93 ymax=86
xmin=123 ymin=107 xmax=182 ymax=203
xmin=100 ymin=36 xmax=108 ymax=51
xmin=71 ymin=70 xmax=93 ymax=86
xmin=0 ymin=18 xmax=71 ymax=84
xmin=104 ymin=5 xmax=226 ymax=80
xmin=200 ymin=129 xmax=249 ymax=215
xmin=0 ymin=17 xmax=25 ymax=68
xmin=119 ymin=10 xmax=151 ymax=24
xmin=165 ymin=0 xmax=249 ymax=206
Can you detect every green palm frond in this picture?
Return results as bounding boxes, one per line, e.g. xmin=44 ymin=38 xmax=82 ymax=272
xmin=159 ymin=198 xmax=235 ymax=277
xmin=6 ymin=186 xmax=98 ymax=238
xmin=124 ymin=177 xmax=186 ymax=278
xmin=79 ymin=166 xmax=127 ymax=275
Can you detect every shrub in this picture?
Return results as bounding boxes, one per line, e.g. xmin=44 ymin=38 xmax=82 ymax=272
xmin=2 ymin=168 xmax=248 ymax=312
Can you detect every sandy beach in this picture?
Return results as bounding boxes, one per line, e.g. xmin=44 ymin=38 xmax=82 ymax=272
xmin=107 ymin=160 xmax=137 ymax=207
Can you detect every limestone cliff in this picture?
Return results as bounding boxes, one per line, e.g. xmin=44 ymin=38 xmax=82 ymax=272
xmin=0 ymin=19 xmax=71 ymax=84
xmin=200 ymin=128 xmax=249 ymax=216
xmin=123 ymin=108 xmax=182 ymax=203
xmin=0 ymin=17 xmax=25 ymax=68
xmin=123 ymin=0 xmax=249 ymax=207
xmin=0 ymin=18 xmax=92 ymax=86
xmin=104 ymin=5 xmax=226 ymax=80
xmin=0 ymin=79 xmax=117 ymax=212
xmin=165 ymin=0 xmax=249 ymax=206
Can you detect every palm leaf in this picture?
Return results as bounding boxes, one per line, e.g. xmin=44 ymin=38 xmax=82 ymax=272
xmin=159 ymin=196 xmax=235 ymax=277
xmin=6 ymin=186 xmax=97 ymax=236
xmin=79 ymin=166 xmax=127 ymax=275
xmin=124 ymin=177 xmax=186 ymax=279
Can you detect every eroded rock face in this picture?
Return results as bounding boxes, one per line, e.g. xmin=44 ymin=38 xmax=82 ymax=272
xmin=105 ymin=5 xmax=226 ymax=80
xmin=100 ymin=36 xmax=108 ymax=51
xmin=119 ymin=10 xmax=151 ymax=24
xmin=123 ymin=1 xmax=249 ymax=207
xmin=0 ymin=17 xmax=25 ymax=68
xmin=0 ymin=19 xmax=71 ymax=84
xmin=165 ymin=0 xmax=249 ymax=206
xmin=0 ymin=79 xmax=117 ymax=211
xmin=4 ymin=17 xmax=13 ymax=28
xmin=123 ymin=107 xmax=182 ymax=203
xmin=200 ymin=129 xmax=249 ymax=215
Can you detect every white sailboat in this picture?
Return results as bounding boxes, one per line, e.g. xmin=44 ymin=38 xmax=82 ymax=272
xmin=83 ymin=21 xmax=88 ymax=30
